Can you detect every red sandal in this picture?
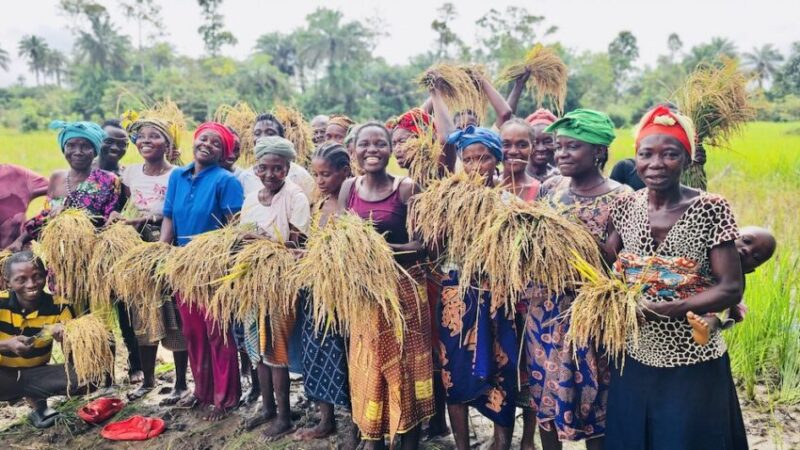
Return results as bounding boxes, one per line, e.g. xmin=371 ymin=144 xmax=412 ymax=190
xmin=77 ymin=397 xmax=126 ymax=424
xmin=101 ymin=416 xmax=166 ymax=441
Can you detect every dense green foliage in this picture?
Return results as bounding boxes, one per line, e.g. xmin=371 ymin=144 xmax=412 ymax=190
xmin=0 ymin=1 xmax=798 ymax=131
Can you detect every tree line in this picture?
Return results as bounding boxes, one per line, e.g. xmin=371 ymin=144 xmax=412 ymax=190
xmin=1 ymin=0 xmax=799 ymax=132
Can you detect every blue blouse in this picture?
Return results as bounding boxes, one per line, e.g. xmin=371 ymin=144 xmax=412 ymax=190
xmin=163 ymin=162 xmax=244 ymax=246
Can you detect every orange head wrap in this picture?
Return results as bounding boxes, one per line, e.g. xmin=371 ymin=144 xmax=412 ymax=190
xmin=635 ymin=105 xmax=695 ymax=157
xmin=525 ymin=108 xmax=558 ymax=127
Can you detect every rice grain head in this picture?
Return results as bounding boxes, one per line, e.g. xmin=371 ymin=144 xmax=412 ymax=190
xmin=674 ymin=57 xmax=754 ymax=148
xmin=274 ymin=104 xmax=315 ymax=169
xmin=88 ymin=223 xmax=142 ymax=324
xmin=418 ymin=63 xmax=487 ymax=124
xmin=498 ymin=44 xmax=568 ymax=115
xmin=62 ymin=314 xmax=114 ymax=394
xmin=215 ymin=102 xmax=258 ymax=167
xmin=460 ymin=199 xmax=603 ymax=313
xmin=38 ymin=209 xmax=97 ymax=315
xmin=208 ymin=238 xmax=297 ymax=340
xmin=164 ymin=223 xmax=243 ymax=311
xmin=402 ymin=123 xmax=447 ymax=189
xmin=0 ymin=249 xmax=11 ymax=290
xmin=565 ymin=251 xmax=642 ymax=370
xmin=290 ymin=213 xmax=407 ymax=339
xmin=111 ymin=241 xmax=173 ymax=337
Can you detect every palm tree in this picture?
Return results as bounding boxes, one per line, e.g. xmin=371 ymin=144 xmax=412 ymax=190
xmin=743 ymin=44 xmax=784 ymax=89
xmin=18 ymin=35 xmax=49 ymax=85
xmin=0 ymin=46 xmax=9 ymax=71
xmin=45 ymin=48 xmax=67 ymax=86
xmin=75 ymin=14 xmax=131 ymax=77
xmin=683 ymin=37 xmax=737 ymax=71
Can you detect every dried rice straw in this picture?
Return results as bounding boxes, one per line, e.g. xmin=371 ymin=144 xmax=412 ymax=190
xmin=566 ymin=252 xmax=643 ymax=368
xmin=215 ymin=102 xmax=257 ymax=167
xmin=460 ymin=199 xmax=603 ymax=313
xmin=38 ymin=209 xmax=97 ymax=314
xmin=498 ymin=44 xmax=568 ymax=114
xmin=134 ymin=99 xmax=188 ymax=166
xmin=418 ymin=63 xmax=487 ymax=124
xmin=164 ymin=224 xmax=243 ymax=311
xmin=290 ymin=213 xmax=406 ymax=338
xmin=208 ymin=238 xmax=296 ymax=339
xmin=274 ymin=104 xmax=315 ymax=168
xmin=62 ymin=314 xmax=114 ymax=393
xmin=675 ymin=57 xmax=754 ymax=148
xmin=0 ymin=250 xmax=11 ymax=290
xmin=88 ymin=223 xmax=142 ymax=323
xmin=408 ymin=171 xmax=503 ymax=266
xmin=401 ymin=122 xmax=447 ymax=189
xmin=111 ymin=241 xmax=173 ymax=337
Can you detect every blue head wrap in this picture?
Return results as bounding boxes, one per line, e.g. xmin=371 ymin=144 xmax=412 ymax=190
xmin=49 ymin=120 xmax=106 ymax=155
xmin=446 ymin=125 xmax=503 ymax=162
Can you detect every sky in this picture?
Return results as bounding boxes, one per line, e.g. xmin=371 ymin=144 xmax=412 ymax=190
xmin=1 ymin=0 xmax=797 ymax=87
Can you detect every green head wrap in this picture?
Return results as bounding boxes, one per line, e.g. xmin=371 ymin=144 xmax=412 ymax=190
xmin=254 ymin=136 xmax=296 ymax=162
xmin=545 ymin=109 xmax=616 ymax=146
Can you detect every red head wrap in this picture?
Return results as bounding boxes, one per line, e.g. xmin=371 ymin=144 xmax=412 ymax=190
xmin=194 ymin=122 xmax=236 ymax=158
xmin=389 ymin=108 xmax=434 ymax=136
xmin=525 ymin=108 xmax=557 ymax=126
xmin=635 ymin=105 xmax=695 ymax=156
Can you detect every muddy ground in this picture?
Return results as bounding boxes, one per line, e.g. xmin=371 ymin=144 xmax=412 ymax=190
xmin=1 ymin=350 xmax=798 ymax=450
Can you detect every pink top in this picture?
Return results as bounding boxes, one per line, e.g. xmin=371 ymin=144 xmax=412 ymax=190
xmin=347 ymin=176 xmax=409 ymax=245
xmin=0 ymin=164 xmax=49 ymax=248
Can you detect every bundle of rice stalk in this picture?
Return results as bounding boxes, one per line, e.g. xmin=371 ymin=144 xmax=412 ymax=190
xmin=208 ymin=239 xmax=296 ymax=338
xmin=408 ymin=171 xmax=503 ymax=265
xmin=38 ymin=209 xmax=97 ymax=315
xmin=460 ymin=200 xmax=603 ymax=313
xmin=62 ymin=314 xmax=114 ymax=393
xmin=142 ymin=99 xmax=188 ymax=166
xmin=0 ymin=249 xmax=11 ymax=290
xmin=111 ymin=241 xmax=173 ymax=337
xmin=498 ymin=44 xmax=568 ymax=114
xmin=675 ymin=57 xmax=754 ymax=148
xmin=215 ymin=102 xmax=257 ymax=167
xmin=88 ymin=223 xmax=142 ymax=323
xmin=291 ymin=213 xmax=406 ymax=337
xmin=680 ymin=161 xmax=708 ymax=190
xmin=274 ymin=104 xmax=315 ymax=168
xmin=566 ymin=252 xmax=642 ymax=366
xmin=418 ymin=63 xmax=487 ymax=123
xmin=402 ymin=125 xmax=446 ymax=189
xmin=164 ymin=224 xmax=243 ymax=311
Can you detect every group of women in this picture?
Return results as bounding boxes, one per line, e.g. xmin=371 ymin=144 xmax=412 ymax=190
xmin=3 ymin=72 xmax=758 ymax=450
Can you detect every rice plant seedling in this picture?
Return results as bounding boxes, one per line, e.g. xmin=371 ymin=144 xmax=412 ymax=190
xmin=274 ymin=104 xmax=315 ymax=169
xmin=418 ymin=63 xmax=487 ymax=124
xmin=111 ymin=241 xmax=173 ymax=337
xmin=498 ymin=44 xmax=569 ymax=114
xmin=408 ymin=171 xmax=504 ymax=266
xmin=460 ymin=200 xmax=603 ymax=312
xmin=215 ymin=102 xmax=258 ymax=167
xmin=62 ymin=314 xmax=114 ymax=393
xmin=208 ymin=238 xmax=296 ymax=338
xmin=87 ymin=223 xmax=142 ymax=323
xmin=164 ymin=224 xmax=243 ymax=311
xmin=291 ymin=213 xmax=406 ymax=338
xmin=566 ymin=252 xmax=642 ymax=366
xmin=38 ymin=209 xmax=97 ymax=315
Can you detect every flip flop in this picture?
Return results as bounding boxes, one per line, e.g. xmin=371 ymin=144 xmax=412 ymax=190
xmin=101 ymin=416 xmax=166 ymax=441
xmin=78 ymin=397 xmax=126 ymax=424
xmin=28 ymin=408 xmax=60 ymax=429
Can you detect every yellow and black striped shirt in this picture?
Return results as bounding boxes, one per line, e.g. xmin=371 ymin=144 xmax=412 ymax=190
xmin=0 ymin=291 xmax=73 ymax=368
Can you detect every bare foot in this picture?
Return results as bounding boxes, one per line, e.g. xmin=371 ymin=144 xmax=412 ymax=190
xmin=204 ymin=405 xmax=230 ymax=421
xmin=173 ymin=394 xmax=199 ymax=410
xmin=687 ymin=312 xmax=710 ymax=346
xmin=159 ymin=387 xmax=189 ymax=406
xmin=261 ymin=417 xmax=293 ymax=442
xmin=129 ymin=370 xmax=144 ymax=384
xmin=243 ymin=409 xmax=276 ymax=431
xmin=293 ymin=421 xmax=336 ymax=441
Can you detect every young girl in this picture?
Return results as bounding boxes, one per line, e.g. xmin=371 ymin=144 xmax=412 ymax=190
xmin=240 ymin=136 xmax=310 ymax=440
xmin=293 ymin=142 xmax=353 ymax=442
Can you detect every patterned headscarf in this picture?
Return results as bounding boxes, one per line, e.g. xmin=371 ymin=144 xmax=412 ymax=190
xmin=634 ymin=105 xmax=696 ymax=157
xmin=49 ymin=120 xmax=106 ymax=155
xmin=328 ymin=114 xmax=354 ymax=131
xmin=545 ymin=109 xmax=616 ymax=146
xmin=254 ymin=136 xmax=296 ymax=162
xmin=194 ymin=122 xmax=236 ymax=158
xmin=446 ymin=125 xmax=503 ymax=162
xmin=386 ymin=108 xmax=434 ymax=136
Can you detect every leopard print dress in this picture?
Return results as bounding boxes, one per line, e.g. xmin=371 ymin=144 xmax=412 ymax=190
xmin=611 ymin=189 xmax=740 ymax=367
